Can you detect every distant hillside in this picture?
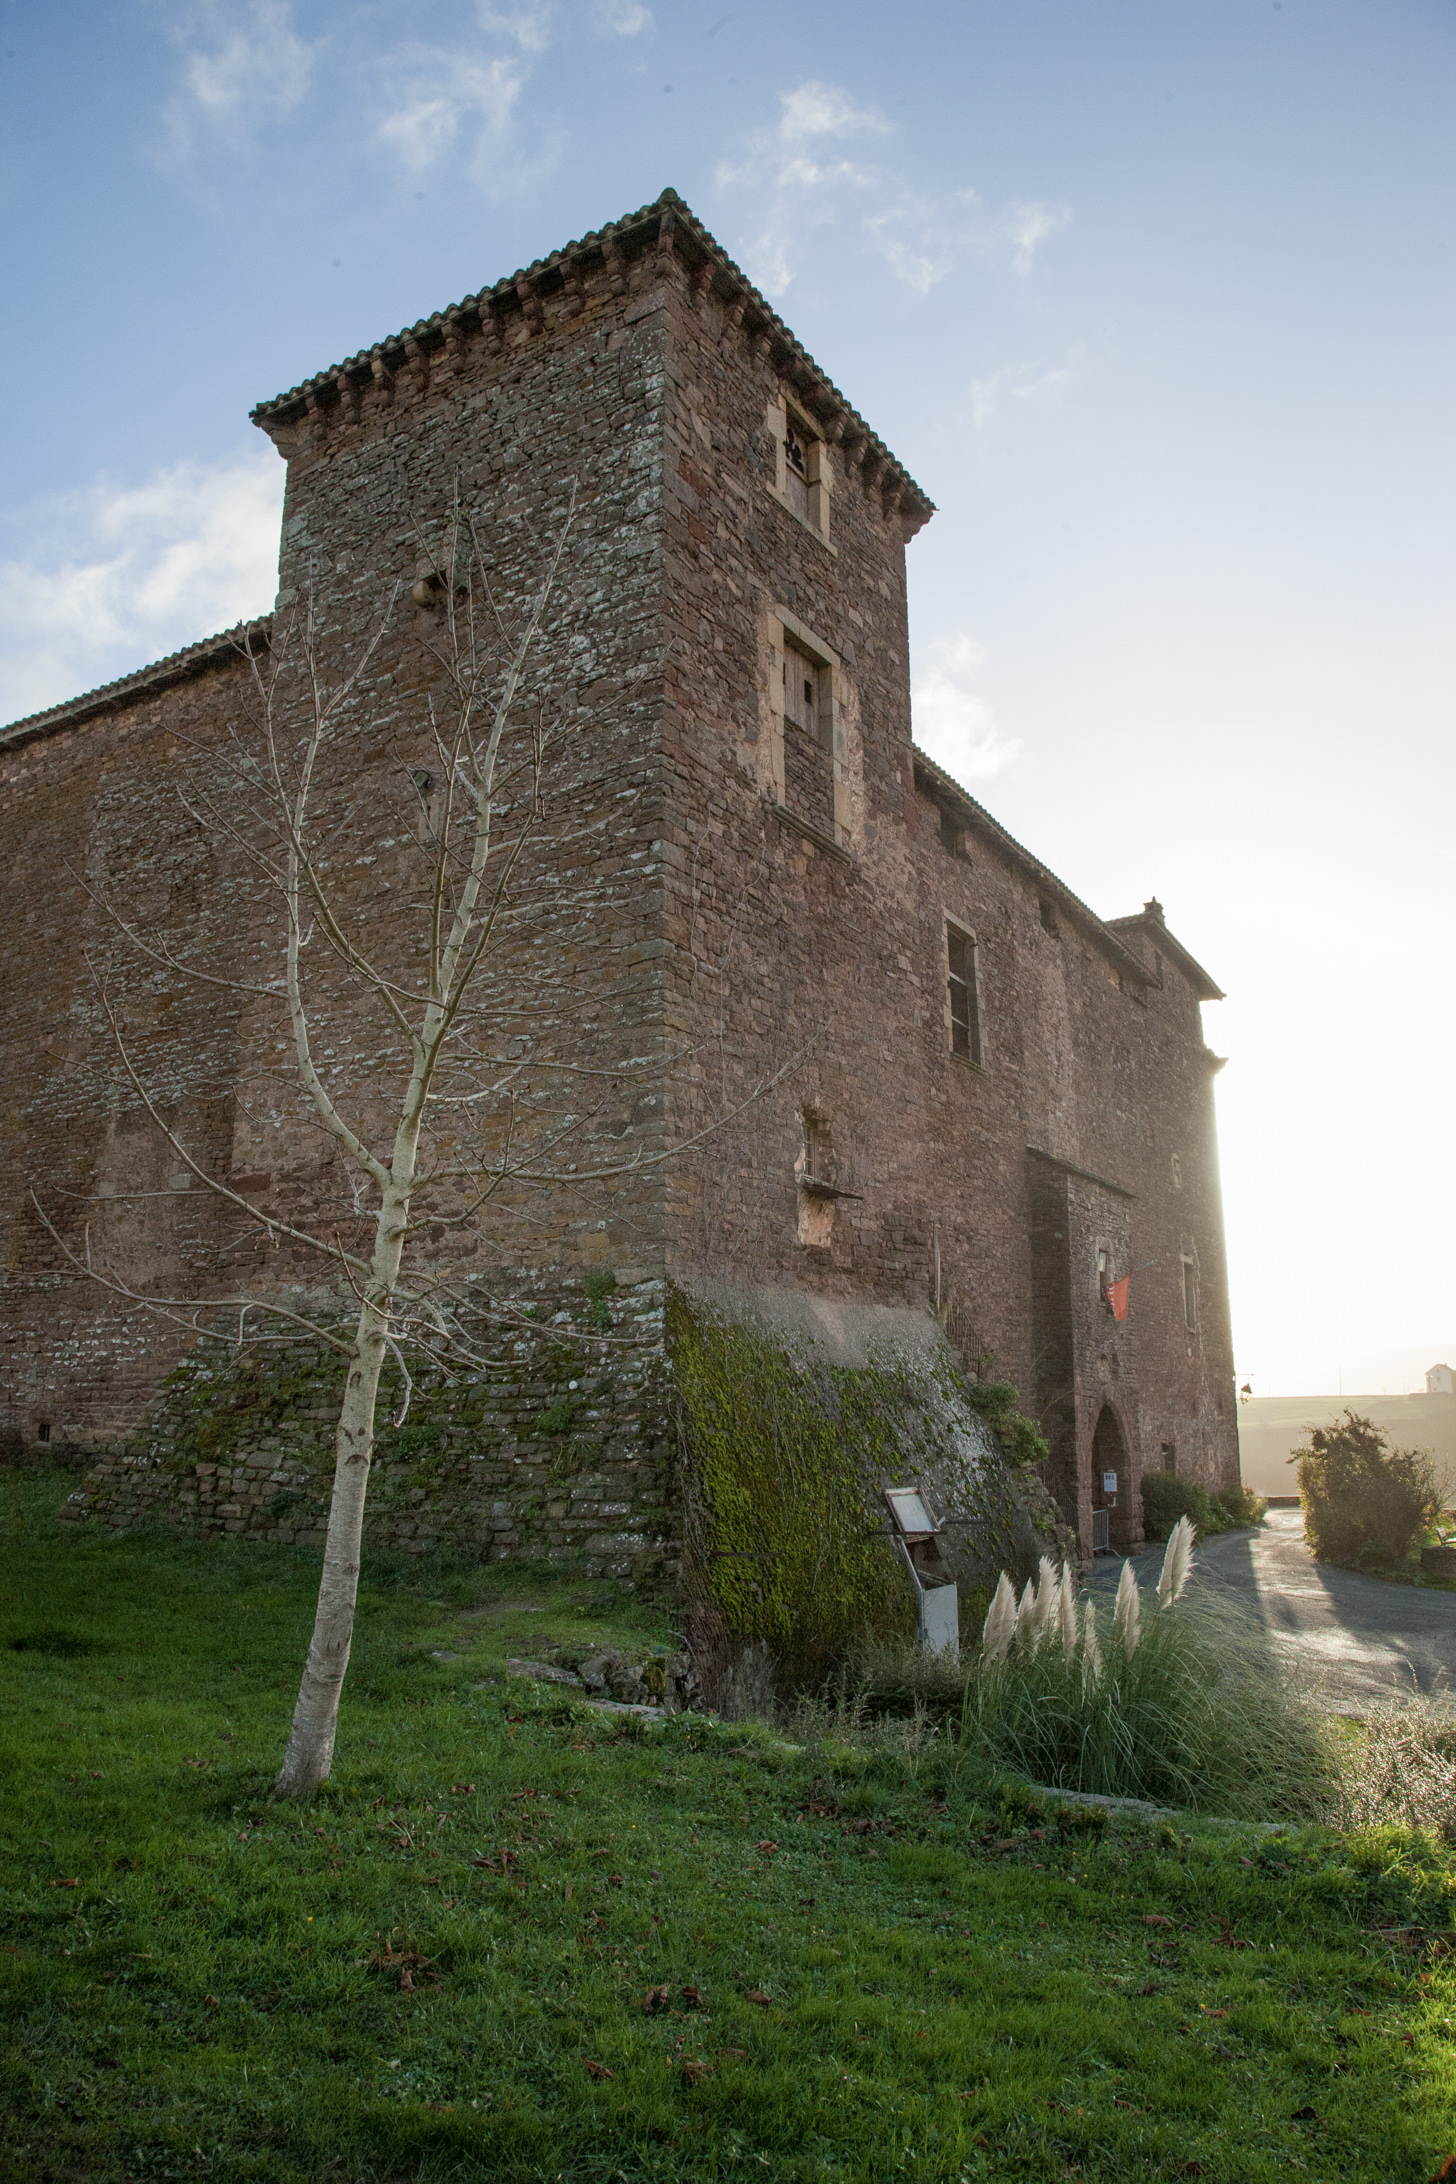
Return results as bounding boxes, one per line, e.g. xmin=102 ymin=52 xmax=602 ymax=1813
xmin=1237 ymin=1393 xmax=1456 ymax=1503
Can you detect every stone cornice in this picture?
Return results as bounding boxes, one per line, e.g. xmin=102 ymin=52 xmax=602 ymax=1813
xmin=249 ymin=189 xmax=936 ymax=540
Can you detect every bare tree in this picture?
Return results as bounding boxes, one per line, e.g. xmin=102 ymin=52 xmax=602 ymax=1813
xmin=37 ymin=491 xmax=804 ymax=1800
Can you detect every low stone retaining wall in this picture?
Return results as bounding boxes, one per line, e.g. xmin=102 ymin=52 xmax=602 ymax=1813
xmin=60 ymin=1279 xmax=677 ymax=1583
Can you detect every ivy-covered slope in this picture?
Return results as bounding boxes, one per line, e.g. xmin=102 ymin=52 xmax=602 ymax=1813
xmin=671 ymin=1286 xmax=1061 ymax=1686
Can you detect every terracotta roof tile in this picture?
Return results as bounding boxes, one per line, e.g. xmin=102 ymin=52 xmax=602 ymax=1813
xmin=249 ymin=188 xmax=934 ymax=525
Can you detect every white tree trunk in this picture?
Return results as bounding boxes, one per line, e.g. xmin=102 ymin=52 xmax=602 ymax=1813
xmin=272 ymin=1182 xmax=412 ymax=1800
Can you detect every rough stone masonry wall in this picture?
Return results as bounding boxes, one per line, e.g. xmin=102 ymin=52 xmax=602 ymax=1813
xmin=0 ymin=649 xmax=271 ymax=1454
xmin=60 ymin=1278 xmax=676 ymax=1582
xmin=648 ymin=257 xmax=1239 ymax=1543
xmin=0 ymin=221 xmax=684 ymax=1459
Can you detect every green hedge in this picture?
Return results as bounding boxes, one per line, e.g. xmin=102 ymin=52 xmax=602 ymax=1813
xmin=1139 ymin=1470 xmax=1265 ymax=1542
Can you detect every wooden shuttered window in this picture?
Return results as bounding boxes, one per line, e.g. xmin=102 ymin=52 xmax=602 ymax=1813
xmin=947 ymin=925 xmax=982 ymax=1064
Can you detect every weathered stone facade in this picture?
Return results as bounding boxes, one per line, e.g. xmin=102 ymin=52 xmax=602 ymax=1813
xmin=0 ymin=188 xmax=1239 ymax=1582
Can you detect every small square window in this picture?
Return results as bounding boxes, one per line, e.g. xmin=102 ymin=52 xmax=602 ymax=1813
xmin=947 ymin=925 xmax=983 ymax=1065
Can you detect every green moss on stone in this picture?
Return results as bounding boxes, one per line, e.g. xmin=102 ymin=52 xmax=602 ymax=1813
xmin=671 ymin=1299 xmax=920 ymax=1681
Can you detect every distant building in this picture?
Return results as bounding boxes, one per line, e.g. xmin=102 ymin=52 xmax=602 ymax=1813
xmin=1428 ymin=1364 xmax=1456 ymax=1397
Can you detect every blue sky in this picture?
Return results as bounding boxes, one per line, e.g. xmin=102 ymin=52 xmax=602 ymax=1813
xmin=2 ymin=0 xmax=1453 ymax=1396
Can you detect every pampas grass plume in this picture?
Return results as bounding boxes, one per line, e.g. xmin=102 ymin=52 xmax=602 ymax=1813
xmin=1081 ymin=1597 xmax=1103 ymax=1684
xmin=1058 ymin=1563 xmax=1078 ymax=1662
xmin=1015 ymin=1578 xmax=1037 ymax=1645
xmin=981 ymin=1572 xmax=1017 ymax=1663
xmin=1113 ymin=1558 xmax=1141 ymax=1656
xmin=1031 ymin=1555 xmax=1059 ymax=1647
xmin=1158 ymin=1513 xmax=1196 ymax=1609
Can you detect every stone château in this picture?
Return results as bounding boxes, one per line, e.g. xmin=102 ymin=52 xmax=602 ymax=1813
xmin=0 ymin=191 xmax=1240 ymax=1612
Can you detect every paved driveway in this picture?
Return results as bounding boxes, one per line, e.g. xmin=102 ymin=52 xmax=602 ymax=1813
xmin=1088 ymin=1510 xmax=1456 ymax=1711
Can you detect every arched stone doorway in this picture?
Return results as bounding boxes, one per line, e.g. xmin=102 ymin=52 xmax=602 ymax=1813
xmin=1090 ymin=1403 xmax=1135 ymax=1549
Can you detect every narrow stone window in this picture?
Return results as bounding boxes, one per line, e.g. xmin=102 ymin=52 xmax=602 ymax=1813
xmin=36 ymin=1420 xmax=51 ymax=1444
xmin=784 ymin=418 xmax=811 ymax=523
xmin=1038 ymin=895 xmax=1059 ymax=935
xmin=782 ymin=637 xmax=829 ymax=749
xmin=939 ymin=805 xmax=968 ymax=860
xmin=1160 ymin=1440 xmax=1177 ymax=1472
xmin=1181 ymin=1253 xmax=1198 ymax=1332
xmin=946 ymin=924 xmax=983 ymax=1065
xmin=779 ymin=632 xmax=836 ymax=840
xmin=1170 ymin=1152 xmax=1183 ymax=1190
xmin=795 ymin=1109 xmax=837 ymax=1249
xmin=768 ymin=397 xmax=832 ymax=539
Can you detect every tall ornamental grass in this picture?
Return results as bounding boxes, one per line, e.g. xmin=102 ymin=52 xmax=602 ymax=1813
xmin=1332 ymin=1697 xmax=1456 ymax=1839
xmin=963 ymin=1521 xmax=1335 ymax=1817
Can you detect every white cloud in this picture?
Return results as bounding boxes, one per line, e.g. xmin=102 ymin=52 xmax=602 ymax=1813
xmin=589 ymin=0 xmax=652 ymax=33
xmin=0 ymin=449 xmax=284 ymax=725
xmin=376 ymin=50 xmax=528 ymax=178
xmin=1002 ymin=200 xmax=1069 ymax=276
xmin=968 ymin=343 xmax=1087 ymax=427
xmin=717 ymin=80 xmax=1068 ymax=297
xmin=715 ymin=79 xmax=889 ymax=294
xmin=911 ymin=635 xmax=1020 ymax=783
xmin=475 ymin=2 xmax=555 ymax=53
xmin=165 ymin=0 xmax=316 ymax=150
xmin=865 ymin=192 xmax=1070 ymax=295
xmin=775 ymin=80 xmax=889 ymax=146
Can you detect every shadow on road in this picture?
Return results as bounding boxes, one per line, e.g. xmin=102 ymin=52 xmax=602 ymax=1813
xmin=1086 ymin=1511 xmax=1456 ymax=1709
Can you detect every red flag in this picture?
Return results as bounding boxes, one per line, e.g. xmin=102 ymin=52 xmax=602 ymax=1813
xmin=1108 ymin=1276 xmax=1130 ymax=1322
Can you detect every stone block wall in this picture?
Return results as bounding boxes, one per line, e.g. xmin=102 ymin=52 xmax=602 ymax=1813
xmin=59 ymin=1279 xmax=677 ymax=1583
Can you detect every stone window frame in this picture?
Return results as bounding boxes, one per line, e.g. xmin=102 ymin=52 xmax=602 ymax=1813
xmin=794 ymin=1106 xmax=837 ymax=1251
xmin=1095 ymin=1239 xmax=1112 ymax=1302
xmin=1180 ymin=1247 xmax=1199 ymax=1333
xmin=944 ymin=918 xmax=985 ymax=1069
xmin=764 ymin=393 xmax=836 ymax=550
xmin=761 ymin=607 xmax=856 ymax=852
xmin=782 ymin=630 xmax=832 ymax=753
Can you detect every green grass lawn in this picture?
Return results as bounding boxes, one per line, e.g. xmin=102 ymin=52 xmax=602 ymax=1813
xmin=2 ymin=1466 xmax=1454 ymax=2184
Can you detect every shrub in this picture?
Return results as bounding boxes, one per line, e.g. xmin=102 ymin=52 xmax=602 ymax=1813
xmin=961 ymin=1376 xmax=1049 ymax=1468
xmin=1212 ymin=1480 xmax=1268 ymax=1527
xmin=1295 ymin=1411 xmax=1441 ymax=1569
xmin=1140 ymin=1469 xmax=1230 ymax=1542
